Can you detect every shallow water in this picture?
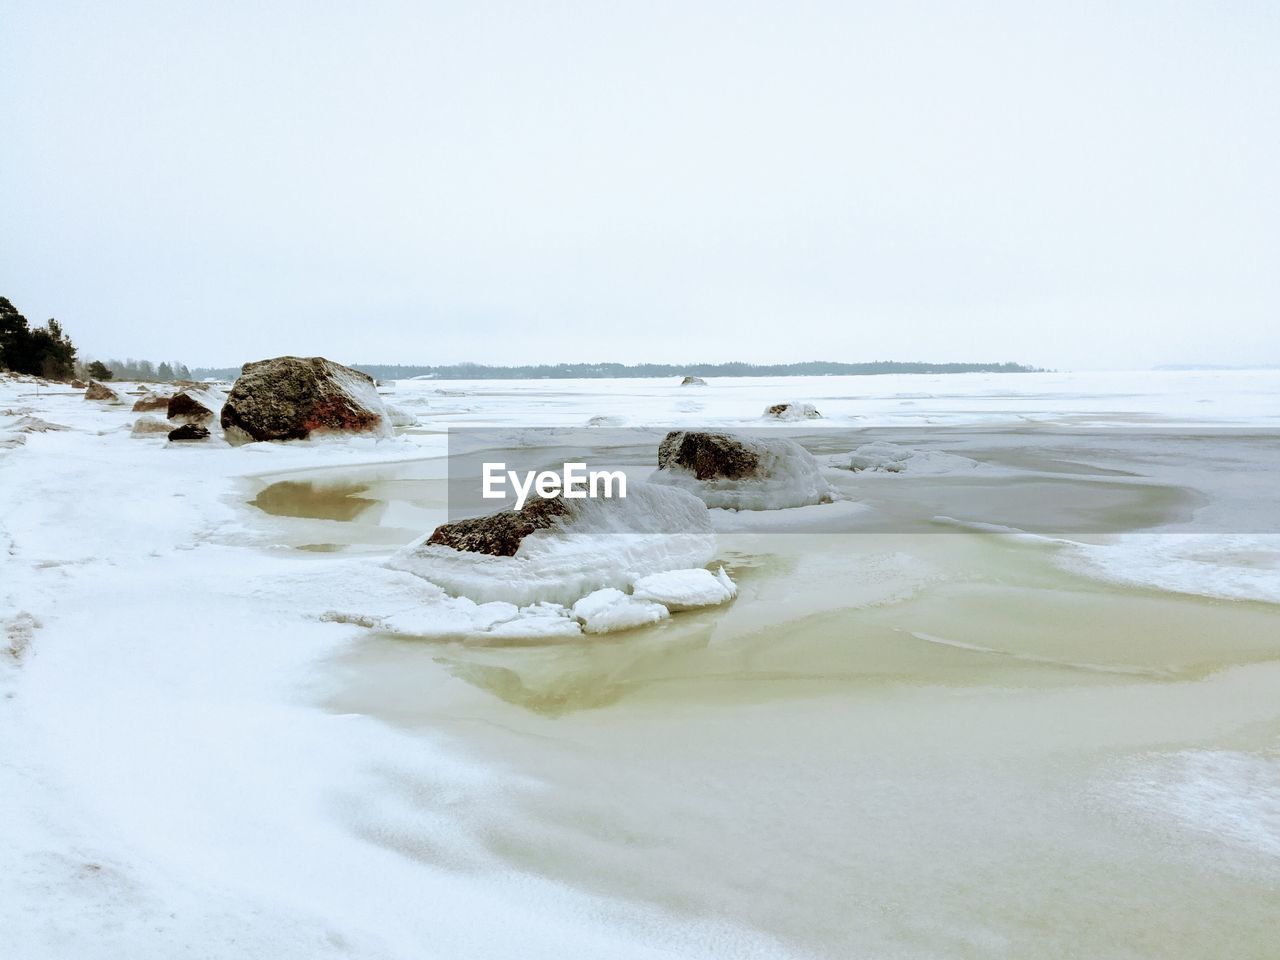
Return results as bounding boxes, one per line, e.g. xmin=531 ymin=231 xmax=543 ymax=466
xmin=253 ymin=398 xmax=1280 ymax=959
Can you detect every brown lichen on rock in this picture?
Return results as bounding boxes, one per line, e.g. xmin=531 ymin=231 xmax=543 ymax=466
xmin=220 ymin=356 xmax=387 ymax=442
xmin=426 ymin=496 xmax=569 ymax=557
xmin=657 ymin=431 xmax=762 ymax=481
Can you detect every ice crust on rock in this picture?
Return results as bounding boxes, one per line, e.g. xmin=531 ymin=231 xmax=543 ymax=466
xmin=652 ymin=430 xmax=836 ymax=510
xmin=632 ymin=566 xmax=737 ymax=610
xmin=390 ymin=481 xmax=716 ymax=606
xmin=167 ymin=385 xmax=227 ymax=425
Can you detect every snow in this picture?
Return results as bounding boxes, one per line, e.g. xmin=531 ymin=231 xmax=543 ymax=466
xmin=836 ymin=440 xmax=989 ymax=475
xmin=4 ymin=368 xmax=1280 ymax=959
xmin=651 ymin=434 xmax=836 ymax=510
xmin=632 ymin=566 xmax=738 ymax=610
xmin=572 ymin=588 xmax=670 ymax=633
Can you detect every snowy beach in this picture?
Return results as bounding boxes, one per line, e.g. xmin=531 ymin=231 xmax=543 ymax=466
xmin=4 ymin=370 xmax=1280 ymax=959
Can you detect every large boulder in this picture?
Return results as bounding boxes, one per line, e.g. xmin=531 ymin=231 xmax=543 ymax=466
xmin=653 ymin=430 xmax=835 ymax=510
xmin=168 ymin=385 xmax=226 ymax=425
xmin=220 ymin=356 xmax=390 ymax=442
xmin=84 ymin=380 xmax=122 ymax=403
xmin=681 ymin=375 xmax=707 ymax=386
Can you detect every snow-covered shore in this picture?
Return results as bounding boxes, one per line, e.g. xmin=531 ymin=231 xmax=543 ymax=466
xmin=4 ymin=370 xmax=1280 ymax=959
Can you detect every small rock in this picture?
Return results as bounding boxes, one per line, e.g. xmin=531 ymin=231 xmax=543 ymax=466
xmin=167 ymin=424 xmax=210 ymax=442
xmin=132 ymin=390 xmax=174 ymax=412
xmin=84 ymin=381 xmax=122 ymax=403
xmin=131 ymin=416 xmax=172 ymax=437
xmin=681 ymin=376 xmax=707 ymax=386
xmin=168 ymin=386 xmax=225 ymax=425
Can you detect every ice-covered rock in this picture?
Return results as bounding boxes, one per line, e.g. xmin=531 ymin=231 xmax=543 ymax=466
xmin=681 ymin=375 xmax=707 ymax=386
xmin=572 ymin=588 xmax=669 ymax=633
xmin=390 ymin=481 xmax=715 ymax=606
xmin=131 ymin=416 xmax=171 ymax=436
xmin=132 ymin=387 xmax=176 ymax=412
xmin=69 ymin=378 xmax=86 ymax=389
xmin=220 ymin=356 xmax=391 ymax=442
xmin=168 ymin=385 xmax=226 ymax=425
xmin=84 ymin=380 xmax=122 ymax=403
xmin=764 ymin=402 xmax=821 ymax=420
xmin=652 ymin=430 xmax=835 ymax=510
xmin=632 ymin=566 xmax=737 ymax=610
xmin=586 ymin=415 xmax=625 ymax=427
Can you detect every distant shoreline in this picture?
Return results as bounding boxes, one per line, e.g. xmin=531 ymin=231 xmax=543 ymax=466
xmin=191 ymin=360 xmax=1045 ymax=381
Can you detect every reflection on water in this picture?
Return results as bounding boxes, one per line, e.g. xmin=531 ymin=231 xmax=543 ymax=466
xmin=251 ymin=480 xmax=380 ymax=521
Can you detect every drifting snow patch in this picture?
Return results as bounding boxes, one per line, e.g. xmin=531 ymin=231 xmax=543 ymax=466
xmin=572 ymin=588 xmax=670 ymax=634
xmin=632 ymin=567 xmax=737 ymax=610
xmin=837 ymin=441 xmax=986 ymax=475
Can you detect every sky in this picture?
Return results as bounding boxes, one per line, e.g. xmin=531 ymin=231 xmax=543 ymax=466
xmin=1 ymin=0 xmax=1277 ymax=371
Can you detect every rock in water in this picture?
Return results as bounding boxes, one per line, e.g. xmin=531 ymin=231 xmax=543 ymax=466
xmin=764 ymin=402 xmax=821 ymax=420
xmin=220 ymin=356 xmax=390 ymax=442
xmin=84 ymin=381 xmax=122 ymax=403
xmin=681 ymin=375 xmax=707 ymax=386
xmin=168 ymin=423 xmax=210 ymax=441
xmin=428 ymin=497 xmax=570 ymax=557
xmin=657 ymin=430 xmax=762 ymax=480
xmin=389 ymin=482 xmax=715 ymax=606
xmin=653 ymin=430 xmax=835 ymax=510
xmin=167 ymin=385 xmax=226 ymax=425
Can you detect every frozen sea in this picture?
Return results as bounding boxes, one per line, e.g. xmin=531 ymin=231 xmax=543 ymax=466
xmin=2 ymin=369 xmax=1279 ymax=959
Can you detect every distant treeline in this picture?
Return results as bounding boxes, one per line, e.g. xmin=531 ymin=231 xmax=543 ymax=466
xmin=101 ymin=358 xmax=194 ymax=381
xmin=192 ymin=360 xmax=1042 ymax=381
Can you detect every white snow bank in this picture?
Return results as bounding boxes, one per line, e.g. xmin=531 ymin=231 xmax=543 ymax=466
xmin=1059 ymin=533 xmax=1280 ymax=604
xmin=631 ymin=567 xmax=737 ymax=610
xmin=389 ymin=482 xmax=716 ymax=606
xmin=652 ymin=435 xmax=836 ymax=511
xmin=572 ymin=588 xmax=670 ymax=633
xmin=836 ymin=441 xmax=987 ymax=475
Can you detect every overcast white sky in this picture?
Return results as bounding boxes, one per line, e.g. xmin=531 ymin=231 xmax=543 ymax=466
xmin=2 ymin=0 xmax=1276 ymax=370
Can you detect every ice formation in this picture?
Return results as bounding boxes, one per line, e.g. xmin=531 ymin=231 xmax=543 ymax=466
xmin=389 ymin=481 xmax=717 ymax=606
